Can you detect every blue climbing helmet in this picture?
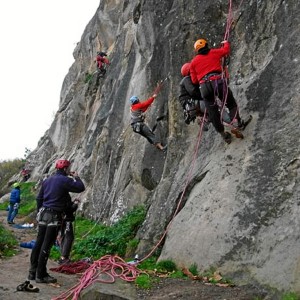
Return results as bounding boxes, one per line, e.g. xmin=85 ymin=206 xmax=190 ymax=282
xmin=129 ymin=96 xmax=139 ymax=104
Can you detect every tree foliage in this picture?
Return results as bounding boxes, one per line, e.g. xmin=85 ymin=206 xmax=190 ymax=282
xmin=0 ymin=159 xmax=25 ymax=197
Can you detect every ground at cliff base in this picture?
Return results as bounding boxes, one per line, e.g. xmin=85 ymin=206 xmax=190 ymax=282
xmin=0 ymin=210 xmax=269 ymax=300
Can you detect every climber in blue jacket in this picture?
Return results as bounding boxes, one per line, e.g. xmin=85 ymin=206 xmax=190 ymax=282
xmin=7 ymin=182 xmax=21 ymax=224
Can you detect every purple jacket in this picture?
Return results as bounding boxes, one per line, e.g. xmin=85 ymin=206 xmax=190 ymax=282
xmin=37 ymin=170 xmax=85 ymax=212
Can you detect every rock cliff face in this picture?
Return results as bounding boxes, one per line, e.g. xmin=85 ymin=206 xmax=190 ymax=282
xmin=27 ymin=0 xmax=300 ymax=292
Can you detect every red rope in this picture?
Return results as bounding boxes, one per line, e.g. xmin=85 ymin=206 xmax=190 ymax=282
xmin=51 ymin=255 xmax=142 ymax=300
xmin=224 ymin=0 xmax=233 ymax=41
xmin=140 ymin=111 xmax=207 ymax=262
xmin=50 ymin=261 xmax=91 ymax=274
xmin=220 ymin=0 xmax=239 ymax=127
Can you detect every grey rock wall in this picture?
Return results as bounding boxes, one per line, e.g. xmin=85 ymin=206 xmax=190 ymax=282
xmin=27 ymin=0 xmax=300 ymax=292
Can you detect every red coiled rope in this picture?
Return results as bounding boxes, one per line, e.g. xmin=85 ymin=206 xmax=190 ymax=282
xmin=51 ymin=255 xmax=142 ymax=300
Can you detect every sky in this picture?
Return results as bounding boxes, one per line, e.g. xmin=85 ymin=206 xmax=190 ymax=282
xmin=0 ymin=0 xmax=100 ymax=161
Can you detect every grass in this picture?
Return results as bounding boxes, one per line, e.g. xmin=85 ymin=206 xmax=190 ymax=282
xmin=84 ymin=72 xmax=93 ymax=83
xmin=0 ymin=224 xmax=18 ymax=257
xmin=50 ymin=205 xmax=147 ymax=261
xmin=281 ymin=293 xmax=300 ymax=300
xmin=0 ymin=182 xmax=37 ymax=216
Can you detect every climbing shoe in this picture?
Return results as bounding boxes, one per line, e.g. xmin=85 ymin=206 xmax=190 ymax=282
xmin=221 ymin=131 xmax=232 ymax=144
xmin=16 ymin=280 xmax=30 ymax=291
xmin=25 ymin=283 xmax=39 ymax=292
xmin=17 ymin=281 xmax=39 ymax=293
xmin=36 ymin=274 xmax=57 ymax=284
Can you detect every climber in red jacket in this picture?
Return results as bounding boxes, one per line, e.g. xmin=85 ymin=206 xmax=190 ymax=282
xmin=130 ymin=94 xmax=167 ymax=153
xmin=96 ymin=51 xmax=110 ymax=76
xmin=190 ymin=38 xmax=245 ymax=144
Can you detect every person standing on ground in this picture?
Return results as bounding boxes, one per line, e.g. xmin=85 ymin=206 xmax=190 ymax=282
xmin=28 ymin=159 xmax=85 ymax=284
xmin=58 ymin=198 xmax=80 ymax=265
xmin=7 ymin=182 xmax=21 ymax=224
xmin=130 ymin=94 xmax=167 ymax=152
xmin=190 ymin=38 xmax=245 ymax=144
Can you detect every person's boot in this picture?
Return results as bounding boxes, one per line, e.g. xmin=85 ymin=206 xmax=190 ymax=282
xmin=221 ymin=131 xmax=232 ymax=144
xmin=36 ymin=274 xmax=57 ymax=284
xmin=237 ymin=119 xmax=245 ymax=130
xmin=28 ymin=271 xmax=36 ymax=280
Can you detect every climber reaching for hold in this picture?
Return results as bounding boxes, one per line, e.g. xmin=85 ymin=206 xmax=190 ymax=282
xmin=190 ymin=38 xmax=248 ymax=144
xmin=130 ymin=94 xmax=167 ymax=153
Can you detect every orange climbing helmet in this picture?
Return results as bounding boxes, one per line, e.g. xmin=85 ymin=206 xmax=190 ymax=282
xmin=194 ymin=38 xmax=207 ymax=51
xmin=181 ymin=63 xmax=191 ymax=77
xmin=55 ymin=159 xmax=71 ymax=170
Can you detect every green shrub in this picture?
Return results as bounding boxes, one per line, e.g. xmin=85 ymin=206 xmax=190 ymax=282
xmin=0 ymin=159 xmax=25 ymax=197
xmin=189 ymin=263 xmax=198 ymax=276
xmin=84 ymin=72 xmax=93 ymax=83
xmin=169 ymin=270 xmax=186 ymax=278
xmin=0 ymin=182 xmax=36 ymax=216
xmin=138 ymin=257 xmax=158 ymax=271
xmin=71 ymin=205 xmax=146 ymax=260
xmin=0 ymin=224 xmax=18 ymax=257
xmin=156 ymin=260 xmax=177 ymax=272
xmin=135 ymin=274 xmax=152 ymax=289
xmin=282 ymin=292 xmax=300 ymax=300
xmin=18 ymin=182 xmax=37 ymax=216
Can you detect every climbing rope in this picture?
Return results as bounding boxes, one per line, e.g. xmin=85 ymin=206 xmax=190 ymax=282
xmin=51 ymin=255 xmax=142 ymax=300
xmin=220 ymin=0 xmax=240 ymax=127
xmin=139 ymin=111 xmax=207 ymax=263
xmin=140 ymin=0 xmax=240 ymax=263
xmin=50 ymin=260 xmax=91 ymax=275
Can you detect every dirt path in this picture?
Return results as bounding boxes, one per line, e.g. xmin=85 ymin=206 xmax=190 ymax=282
xmin=0 ymin=210 xmax=269 ymax=300
xmin=0 ymin=211 xmax=80 ymax=300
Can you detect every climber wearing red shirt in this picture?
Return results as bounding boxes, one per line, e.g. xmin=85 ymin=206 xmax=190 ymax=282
xmin=190 ymin=39 xmax=244 ymax=144
xmin=130 ymin=94 xmax=167 ymax=153
xmin=96 ymin=51 xmax=110 ymax=75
